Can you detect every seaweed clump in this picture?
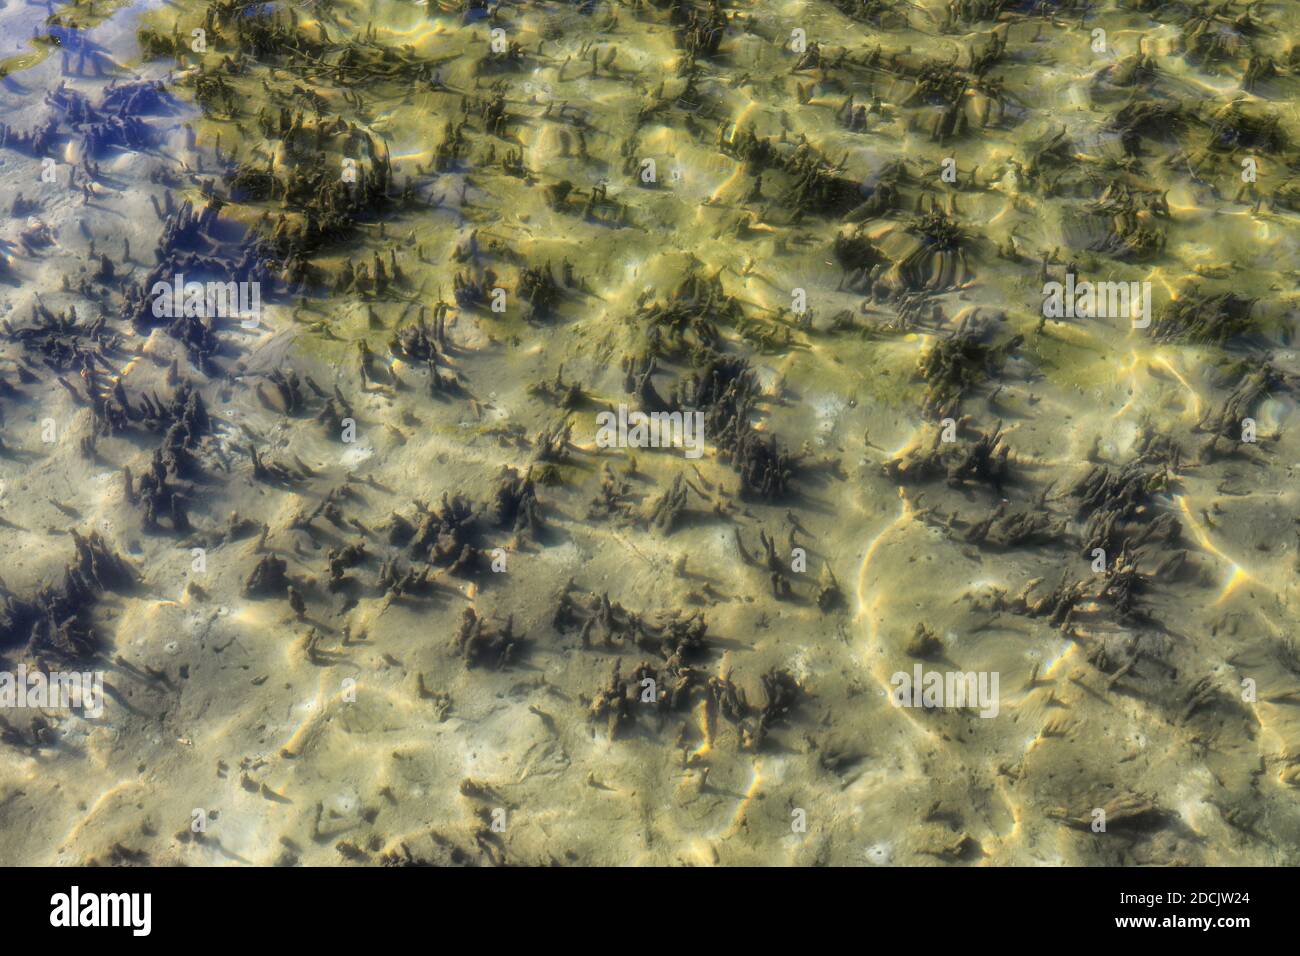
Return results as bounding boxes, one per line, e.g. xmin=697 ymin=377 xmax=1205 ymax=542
xmin=1151 ymin=286 xmax=1258 ymax=346
xmin=551 ymin=585 xmax=777 ymax=742
xmin=670 ymin=1 xmax=727 ymax=59
xmin=45 ymin=80 xmax=157 ymax=155
xmin=1196 ymin=362 xmax=1282 ymax=448
xmin=116 ymin=383 xmax=211 ymax=532
xmin=742 ymin=668 xmax=802 ymax=751
xmin=1069 ymin=462 xmax=1180 ymax=560
xmin=637 ymin=271 xmax=735 ymax=361
xmin=885 ymin=423 xmax=1013 ymax=494
xmin=916 ymin=312 xmax=1021 ymax=419
xmin=672 ymin=354 xmax=797 ymax=499
xmin=119 ymin=198 xmax=269 ymax=374
xmin=0 ymin=531 xmax=135 ymax=663
xmin=397 ymin=469 xmax=544 ymax=577
xmin=485 ymin=466 xmax=544 ymax=541
xmin=554 ymin=584 xmax=710 ymax=663
xmin=454 ymin=608 xmax=524 ymax=669
xmin=720 ymin=126 xmax=865 ymax=219
xmin=1083 ymin=179 xmax=1169 ymax=260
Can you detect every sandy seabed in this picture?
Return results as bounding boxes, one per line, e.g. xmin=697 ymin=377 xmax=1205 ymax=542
xmin=0 ymin=0 xmax=1298 ymax=866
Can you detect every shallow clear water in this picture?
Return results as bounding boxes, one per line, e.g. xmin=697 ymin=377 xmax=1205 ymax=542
xmin=0 ymin=0 xmax=1297 ymax=866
